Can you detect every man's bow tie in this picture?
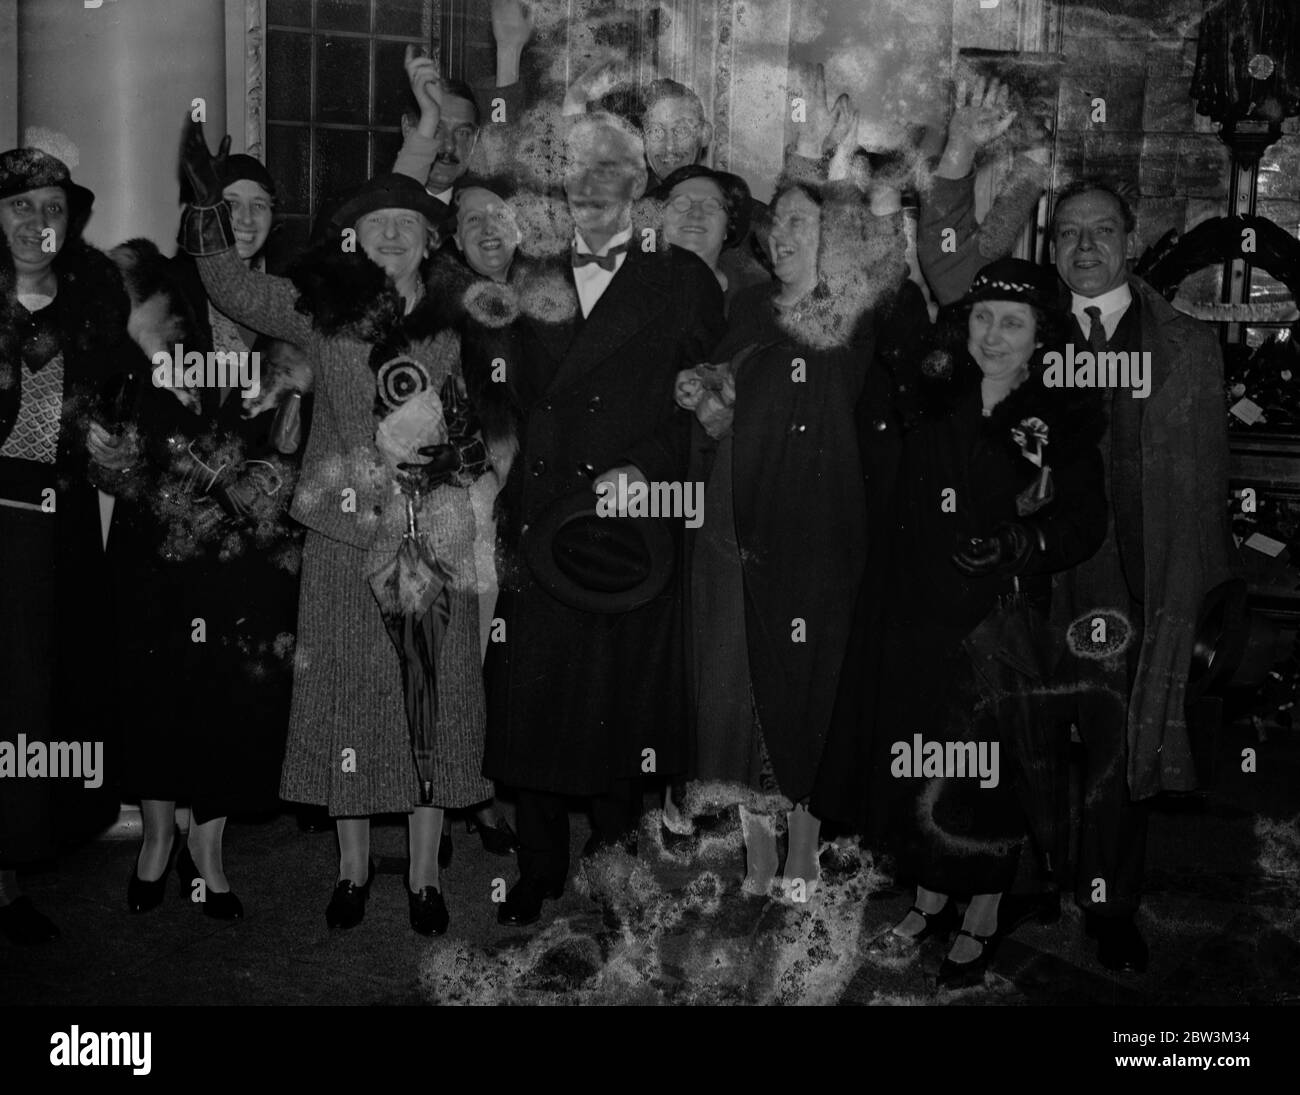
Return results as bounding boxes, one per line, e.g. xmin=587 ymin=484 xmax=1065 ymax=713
xmin=571 ymin=242 xmax=628 ymax=271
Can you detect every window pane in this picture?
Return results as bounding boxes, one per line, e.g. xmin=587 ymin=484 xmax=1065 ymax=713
xmin=317 ymin=0 xmax=369 ymax=33
xmin=372 ymin=131 xmax=405 ymax=178
xmin=317 ymin=36 xmax=370 ymax=125
xmin=316 ymin=128 xmax=370 ymax=216
xmin=267 ymin=31 xmax=311 ymax=121
xmin=266 ymin=0 xmax=311 ymax=27
xmin=374 ymin=40 xmax=415 ymax=126
xmin=266 ymin=124 xmax=311 ymax=215
xmin=375 ymin=0 xmax=425 ymax=37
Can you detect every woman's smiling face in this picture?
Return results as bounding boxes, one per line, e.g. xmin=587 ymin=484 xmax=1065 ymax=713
xmin=455 ymin=187 xmax=520 ymax=281
xmin=767 ymin=188 xmax=820 ymax=291
xmin=663 ymin=176 xmax=727 ymax=270
xmin=224 ymin=179 xmax=274 ymax=261
xmin=967 ymin=300 xmax=1039 ymax=377
xmin=0 ymin=186 xmax=68 ymax=276
xmin=356 ymin=207 xmax=430 ymax=283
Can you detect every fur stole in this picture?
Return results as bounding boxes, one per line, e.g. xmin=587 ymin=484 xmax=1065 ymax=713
xmin=108 ymin=238 xmax=314 ymax=418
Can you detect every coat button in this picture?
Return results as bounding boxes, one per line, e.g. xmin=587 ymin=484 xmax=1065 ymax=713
xmin=873 ymin=419 xmax=888 ymax=431
xmin=788 ymin=423 xmax=806 ymax=434
xmin=531 ymin=458 xmax=546 ymax=476
xmin=587 ymin=396 xmax=602 ymax=412
xmin=576 ymin=462 xmax=596 ymax=479
xmin=539 ymin=399 xmax=552 ymax=411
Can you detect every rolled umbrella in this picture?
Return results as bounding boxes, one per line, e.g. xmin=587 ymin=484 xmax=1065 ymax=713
xmin=368 ymin=492 xmax=452 ymax=805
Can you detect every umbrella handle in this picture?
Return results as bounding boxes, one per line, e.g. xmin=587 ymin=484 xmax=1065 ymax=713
xmin=405 ymin=492 xmax=418 ymax=537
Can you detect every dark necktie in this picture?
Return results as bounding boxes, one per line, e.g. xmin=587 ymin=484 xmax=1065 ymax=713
xmin=1084 ymin=305 xmax=1107 ymax=353
xmin=571 ymin=242 xmax=628 ymax=271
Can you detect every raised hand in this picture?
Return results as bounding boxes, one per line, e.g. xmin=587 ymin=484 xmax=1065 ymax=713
xmin=949 ymin=76 xmax=1016 ymax=151
xmin=404 ymin=44 xmax=443 ymax=136
xmin=491 ymin=0 xmax=534 ymax=51
xmin=790 ymin=62 xmax=854 ymax=159
xmin=180 ymin=117 xmax=229 ymax=207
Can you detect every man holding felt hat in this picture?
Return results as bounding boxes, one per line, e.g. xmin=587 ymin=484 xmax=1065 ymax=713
xmin=483 ymin=111 xmax=724 ymax=927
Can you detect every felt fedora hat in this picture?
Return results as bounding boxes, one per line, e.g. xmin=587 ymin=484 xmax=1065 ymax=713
xmin=523 ymin=487 xmax=675 ymax=614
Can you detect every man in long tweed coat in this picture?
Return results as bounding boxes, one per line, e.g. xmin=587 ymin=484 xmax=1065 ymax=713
xmin=484 ymin=112 xmax=724 ymax=926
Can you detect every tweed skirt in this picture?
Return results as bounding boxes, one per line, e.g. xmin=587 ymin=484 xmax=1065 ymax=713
xmin=280 ymin=487 xmax=493 ymax=816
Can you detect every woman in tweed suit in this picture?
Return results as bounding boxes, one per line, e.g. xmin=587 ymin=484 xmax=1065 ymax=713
xmin=179 ymin=122 xmax=492 ymax=936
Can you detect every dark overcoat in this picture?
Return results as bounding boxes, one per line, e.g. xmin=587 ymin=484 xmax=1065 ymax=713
xmin=482 ymin=243 xmax=725 ymax=796
xmin=0 ymin=235 xmax=142 ymax=861
xmin=700 ymin=283 xmax=875 ymax=803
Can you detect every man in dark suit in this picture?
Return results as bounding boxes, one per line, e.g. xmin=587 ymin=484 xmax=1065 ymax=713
xmin=484 ymin=112 xmax=725 ymax=927
xmin=1051 ymin=179 xmax=1232 ymax=973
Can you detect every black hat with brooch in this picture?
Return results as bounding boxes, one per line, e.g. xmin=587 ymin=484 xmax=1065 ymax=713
xmin=0 ymin=148 xmax=95 ymax=233
xmin=523 ymin=486 xmax=675 ymax=614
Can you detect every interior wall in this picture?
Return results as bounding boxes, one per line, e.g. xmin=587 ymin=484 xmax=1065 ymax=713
xmin=17 ymin=0 xmax=227 ymax=254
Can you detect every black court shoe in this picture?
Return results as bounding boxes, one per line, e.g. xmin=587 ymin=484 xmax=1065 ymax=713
xmin=865 ymin=898 xmax=960 ymax=956
xmin=469 ymin=817 xmax=520 ymax=856
xmin=127 ymin=827 xmax=180 ymax=914
xmin=325 ymin=861 xmax=376 ymax=930
xmin=176 ymin=847 xmax=244 ymax=920
xmin=936 ymin=928 xmax=999 ymax=990
xmin=408 ymin=883 xmax=450 ymax=936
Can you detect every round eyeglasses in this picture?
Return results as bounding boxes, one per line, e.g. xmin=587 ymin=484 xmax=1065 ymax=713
xmin=666 ymin=194 xmax=724 ymax=216
xmin=645 ymin=122 xmax=700 ymax=144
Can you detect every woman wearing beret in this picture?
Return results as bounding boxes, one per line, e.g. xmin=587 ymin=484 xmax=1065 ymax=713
xmin=864 ymin=258 xmax=1106 ymax=988
xmin=0 ymin=147 xmax=139 ymax=943
xmin=177 ymin=120 xmax=492 ymax=936
xmin=98 ymin=151 xmax=307 ymax=921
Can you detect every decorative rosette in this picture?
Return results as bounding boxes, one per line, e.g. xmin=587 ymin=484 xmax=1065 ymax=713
xmin=1012 ymin=415 xmax=1053 ymax=515
xmin=1011 ymin=416 xmax=1049 ymax=466
xmin=375 ymin=353 xmax=432 ymax=414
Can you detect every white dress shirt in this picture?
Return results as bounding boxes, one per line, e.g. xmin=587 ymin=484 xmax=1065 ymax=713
xmin=1070 ymin=282 xmax=1133 ymax=342
xmin=572 ymin=225 xmax=632 ymax=318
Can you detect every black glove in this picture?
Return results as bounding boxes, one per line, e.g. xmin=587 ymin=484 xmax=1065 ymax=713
xmin=180 ymin=117 xmax=230 ymax=208
xmin=951 ymin=521 xmax=1039 ymax=577
xmin=397 ymin=441 xmax=462 ymax=494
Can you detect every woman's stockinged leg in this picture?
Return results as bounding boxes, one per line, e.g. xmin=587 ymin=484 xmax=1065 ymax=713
xmin=136 ymin=799 xmax=178 ymax=881
xmin=409 ymin=805 xmax=444 ymax=891
xmin=949 ymin=891 xmax=1001 ymax=963
xmin=739 ymin=806 xmax=778 ymax=895
xmin=893 ymin=884 xmax=950 ymax=937
xmin=337 ymin=817 xmax=370 ymax=885
xmin=784 ymin=803 xmax=822 ymax=895
xmin=188 ymin=814 xmax=231 ymax=893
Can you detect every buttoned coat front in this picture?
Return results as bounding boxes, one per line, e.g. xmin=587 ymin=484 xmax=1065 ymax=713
xmin=482 ymin=243 xmax=725 ymax=796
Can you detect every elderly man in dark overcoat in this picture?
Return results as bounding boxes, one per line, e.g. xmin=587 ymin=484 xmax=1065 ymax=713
xmin=483 ymin=111 xmax=724 ymax=926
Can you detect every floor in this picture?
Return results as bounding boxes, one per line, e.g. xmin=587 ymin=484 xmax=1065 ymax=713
xmin=2 ymin=717 xmax=1297 ymax=1007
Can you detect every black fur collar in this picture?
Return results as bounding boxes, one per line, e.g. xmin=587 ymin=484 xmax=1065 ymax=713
xmin=286 ymin=240 xmax=459 ymax=347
